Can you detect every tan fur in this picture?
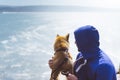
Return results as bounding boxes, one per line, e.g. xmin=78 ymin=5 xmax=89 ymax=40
xmin=50 ymin=34 xmax=73 ymax=80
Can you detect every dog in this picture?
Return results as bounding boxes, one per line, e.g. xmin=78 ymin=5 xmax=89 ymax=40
xmin=50 ymin=34 xmax=73 ymax=80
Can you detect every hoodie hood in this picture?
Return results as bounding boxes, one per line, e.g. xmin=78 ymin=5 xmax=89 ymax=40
xmin=74 ymin=25 xmax=100 ymax=59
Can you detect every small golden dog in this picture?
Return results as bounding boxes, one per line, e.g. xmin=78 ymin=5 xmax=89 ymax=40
xmin=50 ymin=34 xmax=73 ymax=80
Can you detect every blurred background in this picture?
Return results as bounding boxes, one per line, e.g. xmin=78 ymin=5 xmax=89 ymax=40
xmin=0 ymin=0 xmax=120 ymax=80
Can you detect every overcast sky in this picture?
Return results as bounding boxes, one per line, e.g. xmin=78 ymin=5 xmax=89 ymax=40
xmin=0 ymin=0 xmax=120 ymax=8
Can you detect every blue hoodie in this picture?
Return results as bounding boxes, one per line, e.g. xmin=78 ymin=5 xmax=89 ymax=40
xmin=74 ymin=25 xmax=116 ymax=80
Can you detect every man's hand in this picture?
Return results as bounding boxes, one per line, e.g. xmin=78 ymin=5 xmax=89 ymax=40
xmin=48 ymin=58 xmax=54 ymax=69
xmin=67 ymin=73 xmax=78 ymax=80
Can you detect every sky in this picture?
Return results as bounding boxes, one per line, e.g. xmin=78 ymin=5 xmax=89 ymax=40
xmin=0 ymin=0 xmax=120 ymax=8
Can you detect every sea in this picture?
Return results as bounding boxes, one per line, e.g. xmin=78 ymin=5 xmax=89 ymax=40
xmin=0 ymin=12 xmax=120 ymax=80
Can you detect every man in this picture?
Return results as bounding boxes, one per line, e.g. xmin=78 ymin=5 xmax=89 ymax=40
xmin=49 ymin=25 xmax=117 ymax=80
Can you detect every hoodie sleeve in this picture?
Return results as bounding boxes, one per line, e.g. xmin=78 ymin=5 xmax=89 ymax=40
xmin=95 ymin=63 xmax=115 ymax=80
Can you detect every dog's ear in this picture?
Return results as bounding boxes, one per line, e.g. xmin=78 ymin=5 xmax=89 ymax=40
xmin=56 ymin=34 xmax=59 ymax=37
xmin=66 ymin=33 xmax=69 ymax=42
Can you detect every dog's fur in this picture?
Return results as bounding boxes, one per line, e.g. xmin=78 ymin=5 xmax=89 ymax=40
xmin=50 ymin=34 xmax=73 ymax=80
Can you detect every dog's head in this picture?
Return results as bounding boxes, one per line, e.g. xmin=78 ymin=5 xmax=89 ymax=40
xmin=54 ymin=34 xmax=69 ymax=51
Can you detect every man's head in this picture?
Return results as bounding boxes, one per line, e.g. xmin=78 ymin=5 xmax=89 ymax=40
xmin=74 ymin=25 xmax=99 ymax=52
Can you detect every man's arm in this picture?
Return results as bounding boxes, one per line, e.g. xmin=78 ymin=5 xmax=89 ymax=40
xmin=96 ymin=63 xmax=116 ymax=80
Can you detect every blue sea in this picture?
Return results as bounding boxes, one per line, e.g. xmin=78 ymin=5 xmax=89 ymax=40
xmin=0 ymin=12 xmax=120 ymax=80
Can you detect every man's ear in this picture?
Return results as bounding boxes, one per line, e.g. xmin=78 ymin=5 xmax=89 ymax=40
xmin=66 ymin=33 xmax=69 ymax=42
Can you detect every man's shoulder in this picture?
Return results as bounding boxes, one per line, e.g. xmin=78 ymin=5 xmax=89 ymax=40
xmin=99 ymin=51 xmax=113 ymax=65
